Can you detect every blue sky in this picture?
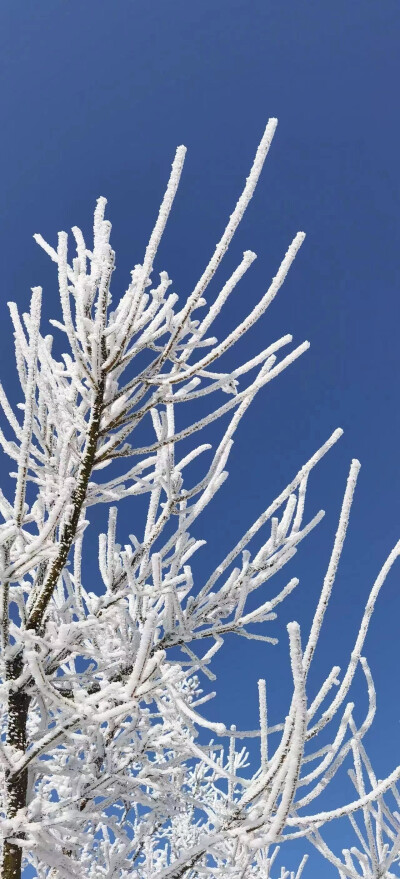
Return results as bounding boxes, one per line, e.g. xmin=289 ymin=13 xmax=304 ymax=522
xmin=1 ymin=1 xmax=400 ymax=873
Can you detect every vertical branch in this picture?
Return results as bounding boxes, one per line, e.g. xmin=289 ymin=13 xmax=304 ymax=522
xmin=303 ymin=459 xmax=361 ymax=674
xmin=270 ymin=622 xmax=307 ymax=840
xmin=2 ymin=652 xmax=30 ymax=879
xmin=13 ymin=287 xmax=42 ymax=527
xmin=228 ymin=725 xmax=237 ymax=802
xmin=27 ymin=379 xmax=105 ymax=632
xmin=258 ymin=678 xmax=268 ymax=772
xmin=0 ymin=542 xmax=11 ymax=653
xmin=2 ymin=289 xmax=42 ymax=879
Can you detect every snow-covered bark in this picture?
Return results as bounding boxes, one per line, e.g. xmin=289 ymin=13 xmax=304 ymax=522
xmin=0 ymin=119 xmax=399 ymax=879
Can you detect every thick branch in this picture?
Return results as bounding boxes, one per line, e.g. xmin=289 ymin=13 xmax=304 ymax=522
xmin=27 ymin=379 xmax=105 ymax=631
xmin=2 ymin=654 xmax=30 ymax=879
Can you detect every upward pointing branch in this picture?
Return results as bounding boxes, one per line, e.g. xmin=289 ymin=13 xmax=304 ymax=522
xmin=13 ymin=286 xmax=42 ymax=527
xmin=27 ymin=379 xmax=105 ymax=632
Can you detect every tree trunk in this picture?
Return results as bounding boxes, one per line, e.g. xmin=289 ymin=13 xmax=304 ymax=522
xmin=1 ymin=385 xmax=105 ymax=878
xmin=2 ymin=655 xmax=30 ymax=879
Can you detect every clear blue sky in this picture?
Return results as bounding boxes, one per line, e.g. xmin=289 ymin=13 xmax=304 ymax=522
xmin=1 ymin=1 xmax=400 ymax=873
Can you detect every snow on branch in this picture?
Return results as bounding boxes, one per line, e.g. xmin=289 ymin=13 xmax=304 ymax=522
xmin=0 ymin=119 xmax=398 ymax=879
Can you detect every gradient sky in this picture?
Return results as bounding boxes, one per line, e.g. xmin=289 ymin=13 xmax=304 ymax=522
xmin=1 ymin=2 xmax=400 ymax=875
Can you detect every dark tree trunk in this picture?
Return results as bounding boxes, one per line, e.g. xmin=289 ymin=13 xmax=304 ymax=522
xmin=2 ymin=655 xmax=30 ymax=879
xmin=2 ymin=383 xmax=105 ymax=878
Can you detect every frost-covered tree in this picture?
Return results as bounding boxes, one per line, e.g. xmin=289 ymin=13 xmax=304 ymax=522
xmin=0 ymin=119 xmax=399 ymax=879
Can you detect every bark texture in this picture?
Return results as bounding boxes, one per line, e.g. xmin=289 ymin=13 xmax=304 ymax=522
xmin=2 ymin=656 xmax=30 ymax=879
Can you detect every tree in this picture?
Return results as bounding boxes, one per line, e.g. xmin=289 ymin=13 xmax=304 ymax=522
xmin=0 ymin=118 xmax=399 ymax=879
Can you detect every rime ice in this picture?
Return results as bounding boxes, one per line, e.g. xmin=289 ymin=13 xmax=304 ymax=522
xmin=0 ymin=120 xmax=399 ymax=879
